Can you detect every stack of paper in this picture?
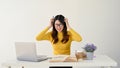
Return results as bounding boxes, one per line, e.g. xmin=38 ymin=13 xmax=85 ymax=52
xmin=49 ymin=55 xmax=77 ymax=62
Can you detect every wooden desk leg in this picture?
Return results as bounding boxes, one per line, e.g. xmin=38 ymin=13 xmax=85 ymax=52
xmin=8 ymin=66 xmax=24 ymax=68
xmin=22 ymin=66 xmax=24 ymax=68
xmin=7 ymin=66 xmax=24 ymax=68
xmin=101 ymin=66 xmax=112 ymax=68
xmin=107 ymin=66 xmax=112 ymax=68
xmin=8 ymin=66 xmax=11 ymax=68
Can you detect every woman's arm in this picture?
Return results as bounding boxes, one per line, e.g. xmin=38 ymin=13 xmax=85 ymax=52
xmin=69 ymin=28 xmax=82 ymax=42
xmin=65 ymin=18 xmax=82 ymax=42
xmin=36 ymin=18 xmax=54 ymax=41
xmin=36 ymin=27 xmax=51 ymax=41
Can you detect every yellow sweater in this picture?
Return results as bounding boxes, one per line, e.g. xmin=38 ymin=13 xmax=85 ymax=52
xmin=36 ymin=27 xmax=82 ymax=55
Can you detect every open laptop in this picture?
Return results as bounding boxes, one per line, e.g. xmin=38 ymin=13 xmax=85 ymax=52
xmin=15 ymin=42 xmax=48 ymax=62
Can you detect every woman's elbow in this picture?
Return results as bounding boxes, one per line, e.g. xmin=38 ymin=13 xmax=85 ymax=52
xmin=77 ymin=38 xmax=82 ymax=42
xmin=36 ymin=36 xmax=40 ymax=41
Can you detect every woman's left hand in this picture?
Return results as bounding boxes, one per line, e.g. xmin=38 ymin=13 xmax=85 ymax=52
xmin=65 ymin=18 xmax=71 ymax=29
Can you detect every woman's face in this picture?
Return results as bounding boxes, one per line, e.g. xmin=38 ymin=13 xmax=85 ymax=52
xmin=54 ymin=20 xmax=64 ymax=32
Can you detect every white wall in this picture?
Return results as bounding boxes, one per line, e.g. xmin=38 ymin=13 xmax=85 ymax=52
xmin=0 ymin=0 xmax=120 ymax=68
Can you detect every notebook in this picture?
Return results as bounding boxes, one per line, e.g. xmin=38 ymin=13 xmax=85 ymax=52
xmin=15 ymin=42 xmax=48 ymax=62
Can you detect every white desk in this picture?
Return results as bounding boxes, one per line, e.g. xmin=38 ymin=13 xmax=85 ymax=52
xmin=2 ymin=55 xmax=117 ymax=68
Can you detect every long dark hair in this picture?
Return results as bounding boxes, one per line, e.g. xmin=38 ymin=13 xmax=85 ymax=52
xmin=52 ymin=15 xmax=69 ymax=44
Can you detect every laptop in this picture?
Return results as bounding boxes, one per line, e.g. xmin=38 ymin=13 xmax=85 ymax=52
xmin=15 ymin=42 xmax=48 ymax=62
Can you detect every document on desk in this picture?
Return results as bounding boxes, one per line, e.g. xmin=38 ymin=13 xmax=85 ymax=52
xmin=49 ymin=55 xmax=77 ymax=62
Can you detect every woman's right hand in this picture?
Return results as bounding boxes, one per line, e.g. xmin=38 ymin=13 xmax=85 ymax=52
xmin=64 ymin=18 xmax=71 ymax=29
xmin=48 ymin=18 xmax=54 ymax=28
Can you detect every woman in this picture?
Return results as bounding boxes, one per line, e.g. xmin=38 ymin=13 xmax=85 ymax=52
xmin=36 ymin=15 xmax=82 ymax=55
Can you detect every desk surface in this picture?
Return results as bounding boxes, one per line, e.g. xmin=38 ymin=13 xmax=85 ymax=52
xmin=2 ymin=55 xmax=117 ymax=67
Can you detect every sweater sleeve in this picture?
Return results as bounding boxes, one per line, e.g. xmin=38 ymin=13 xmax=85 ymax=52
xmin=69 ymin=28 xmax=82 ymax=42
xmin=36 ymin=27 xmax=51 ymax=41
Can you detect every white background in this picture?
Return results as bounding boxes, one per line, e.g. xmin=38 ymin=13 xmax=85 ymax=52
xmin=0 ymin=0 xmax=120 ymax=68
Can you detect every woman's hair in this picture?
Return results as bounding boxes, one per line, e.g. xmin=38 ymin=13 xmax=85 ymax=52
xmin=52 ymin=14 xmax=69 ymax=44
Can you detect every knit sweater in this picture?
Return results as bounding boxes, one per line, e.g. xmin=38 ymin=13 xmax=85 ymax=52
xmin=36 ymin=27 xmax=82 ymax=55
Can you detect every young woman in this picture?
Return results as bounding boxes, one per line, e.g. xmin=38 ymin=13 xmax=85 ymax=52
xmin=36 ymin=15 xmax=82 ymax=55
